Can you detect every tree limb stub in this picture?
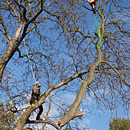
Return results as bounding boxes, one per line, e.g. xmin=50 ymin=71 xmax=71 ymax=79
xmin=56 ymin=47 xmax=102 ymax=127
xmin=56 ymin=112 xmax=83 ymax=127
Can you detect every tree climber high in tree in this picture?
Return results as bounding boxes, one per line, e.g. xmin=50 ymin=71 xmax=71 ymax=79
xmin=88 ymin=0 xmax=98 ymax=14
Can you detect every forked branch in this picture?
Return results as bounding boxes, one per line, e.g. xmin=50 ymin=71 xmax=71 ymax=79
xmin=101 ymin=61 xmax=130 ymax=87
xmin=56 ymin=47 xmax=102 ymax=127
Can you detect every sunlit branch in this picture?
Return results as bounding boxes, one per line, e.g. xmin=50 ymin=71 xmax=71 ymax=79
xmin=0 ymin=15 xmax=11 ymax=40
xmin=56 ymin=47 xmax=102 ymax=127
xmin=101 ymin=61 xmax=130 ymax=87
xmin=103 ymin=0 xmax=110 ymax=15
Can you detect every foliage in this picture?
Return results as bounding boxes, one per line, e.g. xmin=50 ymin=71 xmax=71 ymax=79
xmin=109 ymin=118 xmax=130 ymax=130
xmin=0 ymin=102 xmax=17 ymax=129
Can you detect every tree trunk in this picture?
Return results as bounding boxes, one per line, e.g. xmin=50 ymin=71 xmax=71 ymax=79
xmin=0 ymin=23 xmax=23 ymax=82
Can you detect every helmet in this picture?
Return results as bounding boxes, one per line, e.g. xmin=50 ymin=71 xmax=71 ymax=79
xmin=35 ymin=81 xmax=40 ymax=84
xmin=35 ymin=81 xmax=41 ymax=87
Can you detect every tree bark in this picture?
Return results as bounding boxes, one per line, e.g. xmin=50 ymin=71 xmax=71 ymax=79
xmin=0 ymin=23 xmax=23 ymax=82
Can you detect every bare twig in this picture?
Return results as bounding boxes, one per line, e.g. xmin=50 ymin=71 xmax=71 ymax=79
xmin=101 ymin=61 xmax=130 ymax=87
xmin=56 ymin=47 xmax=102 ymax=127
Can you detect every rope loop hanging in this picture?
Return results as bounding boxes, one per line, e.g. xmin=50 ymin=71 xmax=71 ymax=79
xmin=23 ymin=39 xmax=36 ymax=83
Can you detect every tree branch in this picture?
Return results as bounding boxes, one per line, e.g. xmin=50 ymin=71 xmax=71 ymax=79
xmin=103 ymin=0 xmax=110 ymax=15
xmin=6 ymin=0 xmax=20 ymax=22
xmin=26 ymin=120 xmax=61 ymax=130
xmin=56 ymin=47 xmax=102 ymax=127
xmin=101 ymin=61 xmax=130 ymax=87
xmin=26 ymin=0 xmax=43 ymax=25
xmin=75 ymin=30 xmax=96 ymax=45
xmin=0 ymin=0 xmax=43 ymax=82
xmin=13 ymin=0 xmax=27 ymax=21
xmin=0 ymin=15 xmax=11 ymax=40
xmin=53 ymin=71 xmax=88 ymax=89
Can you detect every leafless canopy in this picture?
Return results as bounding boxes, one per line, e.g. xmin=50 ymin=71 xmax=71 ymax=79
xmin=0 ymin=0 xmax=129 ymax=129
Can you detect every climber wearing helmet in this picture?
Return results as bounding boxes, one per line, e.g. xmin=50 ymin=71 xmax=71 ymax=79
xmin=30 ymin=82 xmax=43 ymax=120
xmin=88 ymin=0 xmax=98 ymax=14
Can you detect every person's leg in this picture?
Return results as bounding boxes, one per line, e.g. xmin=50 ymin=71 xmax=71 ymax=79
xmin=36 ymin=105 xmax=43 ymax=120
xmin=30 ymin=96 xmax=34 ymax=104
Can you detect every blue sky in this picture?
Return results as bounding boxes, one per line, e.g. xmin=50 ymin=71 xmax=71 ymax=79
xmin=0 ymin=0 xmax=129 ymax=130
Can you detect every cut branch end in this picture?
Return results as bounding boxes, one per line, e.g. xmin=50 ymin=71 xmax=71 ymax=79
xmin=56 ymin=112 xmax=83 ymax=127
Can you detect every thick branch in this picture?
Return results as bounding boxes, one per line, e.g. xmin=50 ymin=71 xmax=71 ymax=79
xmin=53 ymin=71 xmax=88 ymax=89
xmin=26 ymin=0 xmax=43 ymax=25
xmin=0 ymin=22 xmax=23 ymax=82
xmin=56 ymin=108 xmax=84 ymax=127
xmin=98 ymin=0 xmax=105 ymax=42
xmin=56 ymin=47 xmax=102 ymax=127
xmin=0 ymin=15 xmax=11 ymax=40
xmin=13 ymin=0 xmax=28 ymax=21
xmin=13 ymin=0 xmax=44 ymax=49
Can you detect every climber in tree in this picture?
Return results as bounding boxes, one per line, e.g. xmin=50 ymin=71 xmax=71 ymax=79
xmin=30 ymin=81 xmax=43 ymax=120
xmin=88 ymin=0 xmax=98 ymax=14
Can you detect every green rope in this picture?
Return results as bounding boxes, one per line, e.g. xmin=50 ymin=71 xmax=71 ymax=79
xmin=94 ymin=13 xmax=102 ymax=48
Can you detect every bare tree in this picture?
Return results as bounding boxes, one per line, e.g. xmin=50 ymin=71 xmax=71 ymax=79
xmin=0 ymin=0 xmax=129 ymax=130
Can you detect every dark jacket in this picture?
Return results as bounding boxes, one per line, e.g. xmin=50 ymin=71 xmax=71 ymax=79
xmin=30 ymin=85 xmax=41 ymax=104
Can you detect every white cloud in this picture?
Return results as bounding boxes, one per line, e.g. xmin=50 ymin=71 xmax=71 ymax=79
xmin=62 ymin=93 xmax=76 ymax=105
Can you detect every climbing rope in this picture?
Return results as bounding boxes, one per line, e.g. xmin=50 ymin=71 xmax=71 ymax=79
xmin=23 ymin=39 xmax=36 ymax=83
xmin=94 ymin=13 xmax=102 ymax=48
